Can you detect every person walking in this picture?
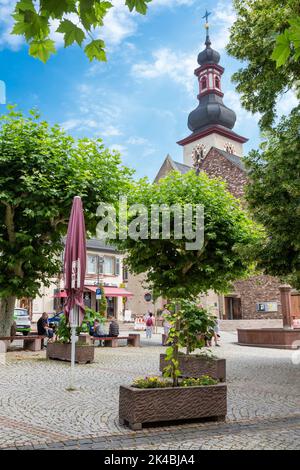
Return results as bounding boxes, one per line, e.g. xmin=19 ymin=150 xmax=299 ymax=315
xmin=161 ymin=305 xmax=171 ymax=345
xmin=213 ymin=317 xmax=221 ymax=346
xmin=145 ymin=312 xmax=154 ymax=339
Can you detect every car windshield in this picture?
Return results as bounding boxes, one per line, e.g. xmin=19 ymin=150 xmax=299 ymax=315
xmin=14 ymin=309 xmax=28 ymax=317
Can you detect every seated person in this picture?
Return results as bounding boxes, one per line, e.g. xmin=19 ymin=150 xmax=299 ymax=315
xmin=93 ymin=319 xmax=107 ymax=337
xmin=108 ymin=316 xmax=119 ymax=337
xmin=37 ymin=312 xmax=54 ymax=340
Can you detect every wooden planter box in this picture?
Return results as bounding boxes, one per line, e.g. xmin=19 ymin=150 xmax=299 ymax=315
xmin=119 ymin=383 xmax=227 ymax=430
xmin=46 ymin=342 xmax=94 ymax=364
xmin=159 ymin=354 xmax=226 ymax=382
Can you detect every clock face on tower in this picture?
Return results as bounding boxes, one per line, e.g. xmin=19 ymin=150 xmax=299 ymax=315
xmin=192 ymin=143 xmax=207 ymax=165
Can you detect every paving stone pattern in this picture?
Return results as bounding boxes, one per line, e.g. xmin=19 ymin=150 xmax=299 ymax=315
xmin=0 ymin=331 xmax=299 ymax=450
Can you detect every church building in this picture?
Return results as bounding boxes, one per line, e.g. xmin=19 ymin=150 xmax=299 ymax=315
xmin=154 ymin=20 xmax=283 ymax=320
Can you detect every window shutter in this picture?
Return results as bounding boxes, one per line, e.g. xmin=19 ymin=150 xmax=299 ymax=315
xmin=115 ymin=258 xmax=120 ymax=276
xmin=99 ymin=256 xmax=104 ymax=274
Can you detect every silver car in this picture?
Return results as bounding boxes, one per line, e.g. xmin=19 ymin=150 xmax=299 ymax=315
xmin=14 ymin=308 xmax=31 ymax=336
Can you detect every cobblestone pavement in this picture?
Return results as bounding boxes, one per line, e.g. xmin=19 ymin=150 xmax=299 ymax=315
xmin=0 ymin=331 xmax=299 ymax=450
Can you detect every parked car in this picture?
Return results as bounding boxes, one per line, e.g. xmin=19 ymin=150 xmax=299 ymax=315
xmin=48 ymin=312 xmax=63 ymax=327
xmin=14 ymin=308 xmax=31 ymax=336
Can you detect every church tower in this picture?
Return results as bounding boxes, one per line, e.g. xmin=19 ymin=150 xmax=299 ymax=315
xmin=177 ymin=17 xmax=248 ymax=167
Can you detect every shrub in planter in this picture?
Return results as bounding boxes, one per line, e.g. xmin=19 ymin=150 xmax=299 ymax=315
xmin=119 ymin=375 xmax=227 ymax=430
xmin=46 ymin=312 xmax=98 ymax=364
xmin=160 ymin=301 xmax=226 ymax=382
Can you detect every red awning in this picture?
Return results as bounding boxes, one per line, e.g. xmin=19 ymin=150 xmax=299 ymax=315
xmin=53 ymin=291 xmax=68 ymax=298
xmin=85 ymin=286 xmax=133 ymax=298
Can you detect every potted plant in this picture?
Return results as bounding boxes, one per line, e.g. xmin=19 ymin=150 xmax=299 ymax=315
xmin=46 ymin=309 xmax=103 ymax=364
xmin=119 ymin=374 xmax=226 ymax=430
xmin=159 ymin=300 xmax=226 ymax=382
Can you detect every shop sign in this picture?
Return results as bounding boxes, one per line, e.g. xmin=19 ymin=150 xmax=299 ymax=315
xmin=256 ymin=302 xmax=278 ymax=312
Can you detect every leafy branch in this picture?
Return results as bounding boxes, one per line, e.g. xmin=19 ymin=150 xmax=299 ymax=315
xmin=11 ymin=0 xmax=152 ymax=63
xmin=272 ymin=17 xmax=300 ymax=67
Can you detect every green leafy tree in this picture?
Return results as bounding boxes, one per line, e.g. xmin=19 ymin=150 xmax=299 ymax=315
xmin=227 ymin=0 xmax=300 ymax=130
xmin=0 ymin=107 xmax=132 ymax=336
xmin=107 ymin=170 xmax=260 ymax=386
xmin=272 ymin=17 xmax=300 ymax=68
xmin=112 ymin=171 xmax=260 ymax=299
xmin=11 ymin=0 xmax=152 ymax=63
xmin=244 ymin=106 xmax=300 ymax=288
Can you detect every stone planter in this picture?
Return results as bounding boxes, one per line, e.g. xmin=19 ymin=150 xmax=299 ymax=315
xmin=46 ymin=342 xmax=94 ymax=364
xmin=237 ymin=328 xmax=300 ymax=349
xmin=159 ymin=354 xmax=226 ymax=382
xmin=119 ymin=383 xmax=227 ymax=430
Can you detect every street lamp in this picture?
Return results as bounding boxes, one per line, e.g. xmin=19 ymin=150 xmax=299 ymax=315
xmin=96 ymin=255 xmax=105 ymax=312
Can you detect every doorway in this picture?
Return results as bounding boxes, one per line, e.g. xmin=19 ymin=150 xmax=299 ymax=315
xmin=291 ymin=294 xmax=300 ymax=319
xmin=106 ymin=297 xmax=116 ymax=318
xmin=224 ymin=296 xmax=242 ymax=320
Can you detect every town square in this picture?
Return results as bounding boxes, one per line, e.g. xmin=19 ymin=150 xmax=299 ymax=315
xmin=0 ymin=0 xmax=300 ymax=454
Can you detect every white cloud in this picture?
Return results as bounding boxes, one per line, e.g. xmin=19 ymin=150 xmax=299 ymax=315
xmin=109 ymin=143 xmax=128 ymax=156
xmin=132 ymin=47 xmax=196 ymax=94
xmin=0 ymin=0 xmax=198 ymax=53
xmin=225 ymin=89 xmax=260 ymax=125
xmin=276 ymin=89 xmax=299 ymax=118
xmin=61 ymin=82 xmax=126 ymax=141
xmin=0 ymin=0 xmax=23 ymax=50
xmin=127 ymin=136 xmax=149 ymax=145
xmin=211 ymin=1 xmax=236 ymax=51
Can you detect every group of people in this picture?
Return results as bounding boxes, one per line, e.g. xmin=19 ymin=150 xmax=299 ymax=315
xmin=36 ymin=307 xmax=221 ymax=348
xmin=90 ymin=316 xmax=119 ymax=339
xmin=36 ymin=312 xmax=120 ymax=346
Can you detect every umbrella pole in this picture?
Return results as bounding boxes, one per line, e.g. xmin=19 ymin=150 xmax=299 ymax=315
xmin=69 ymin=308 xmax=77 ymax=390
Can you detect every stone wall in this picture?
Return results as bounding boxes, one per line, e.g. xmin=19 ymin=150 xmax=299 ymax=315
xmin=233 ymin=275 xmax=282 ymax=320
xmin=200 ymin=148 xmax=247 ymax=199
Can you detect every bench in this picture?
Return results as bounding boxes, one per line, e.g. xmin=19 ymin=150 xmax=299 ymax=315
xmin=90 ymin=334 xmax=140 ymax=348
xmin=0 ymin=335 xmax=45 ymax=352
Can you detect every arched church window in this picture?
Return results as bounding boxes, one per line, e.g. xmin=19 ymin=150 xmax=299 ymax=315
xmin=201 ymin=76 xmax=207 ymax=90
xmin=215 ymin=76 xmax=220 ymax=89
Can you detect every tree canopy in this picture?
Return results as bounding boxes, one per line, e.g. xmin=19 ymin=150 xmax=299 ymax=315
xmin=0 ymin=107 xmax=132 ymax=335
xmin=244 ymin=106 xmax=300 ymax=287
xmin=108 ymin=170 xmax=260 ymax=300
xmin=228 ymin=0 xmax=300 ymax=130
xmin=11 ymin=0 xmax=152 ymax=63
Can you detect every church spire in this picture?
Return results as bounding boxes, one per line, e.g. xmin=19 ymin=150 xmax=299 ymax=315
xmin=177 ymin=13 xmax=248 ymax=162
xmin=187 ymin=13 xmax=236 ymax=133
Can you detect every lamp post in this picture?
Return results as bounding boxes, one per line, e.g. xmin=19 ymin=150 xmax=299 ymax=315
xmin=97 ymin=255 xmax=105 ymax=312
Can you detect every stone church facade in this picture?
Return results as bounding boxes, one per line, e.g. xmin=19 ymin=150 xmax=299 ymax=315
xmin=152 ymin=25 xmax=282 ymax=320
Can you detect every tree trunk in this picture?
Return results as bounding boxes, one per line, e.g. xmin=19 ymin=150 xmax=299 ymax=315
xmin=172 ymin=303 xmax=181 ymax=387
xmin=0 ymin=297 xmax=16 ymax=336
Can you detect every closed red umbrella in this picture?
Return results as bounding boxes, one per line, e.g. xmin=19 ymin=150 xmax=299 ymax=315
xmin=64 ymin=196 xmax=87 ymax=326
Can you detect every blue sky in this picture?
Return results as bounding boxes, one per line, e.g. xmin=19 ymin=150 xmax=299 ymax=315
xmin=0 ymin=0 xmax=296 ymax=180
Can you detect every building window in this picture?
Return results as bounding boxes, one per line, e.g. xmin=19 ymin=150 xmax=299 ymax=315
xmin=123 ymin=265 xmax=128 ymax=282
xmin=115 ymin=258 xmax=120 ymax=276
xmin=104 ymin=256 xmax=114 ymax=275
xmin=87 ymin=255 xmax=97 ymax=274
xmin=215 ymin=76 xmax=220 ymax=89
xmin=201 ymin=76 xmax=207 ymax=90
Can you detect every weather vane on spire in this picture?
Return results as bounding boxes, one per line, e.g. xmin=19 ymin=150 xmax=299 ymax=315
xmin=202 ymin=9 xmax=212 ymax=46
xmin=202 ymin=10 xmax=211 ymax=26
